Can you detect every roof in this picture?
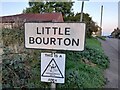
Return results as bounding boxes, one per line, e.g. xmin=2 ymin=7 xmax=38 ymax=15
xmin=0 ymin=13 xmax=64 ymax=23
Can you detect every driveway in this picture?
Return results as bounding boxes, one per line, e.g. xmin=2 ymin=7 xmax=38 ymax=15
xmin=99 ymin=38 xmax=119 ymax=88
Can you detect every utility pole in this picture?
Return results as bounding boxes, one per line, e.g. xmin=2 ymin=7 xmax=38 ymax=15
xmin=80 ymin=1 xmax=84 ymax=22
xmin=100 ymin=5 xmax=103 ymax=36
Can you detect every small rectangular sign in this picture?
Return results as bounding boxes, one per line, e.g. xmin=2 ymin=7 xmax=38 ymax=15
xmin=25 ymin=23 xmax=86 ymax=51
xmin=41 ymin=53 xmax=65 ymax=83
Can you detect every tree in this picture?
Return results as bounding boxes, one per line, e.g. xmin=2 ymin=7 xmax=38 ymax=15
xmin=23 ymin=1 xmax=74 ymax=19
xmin=65 ymin=13 xmax=99 ymax=37
xmin=23 ymin=1 xmax=99 ymax=37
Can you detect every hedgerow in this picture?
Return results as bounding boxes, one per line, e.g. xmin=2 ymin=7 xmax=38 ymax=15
xmin=1 ymin=29 xmax=109 ymax=89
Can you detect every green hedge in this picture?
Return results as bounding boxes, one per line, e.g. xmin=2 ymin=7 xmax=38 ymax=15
xmin=2 ymin=29 xmax=109 ymax=89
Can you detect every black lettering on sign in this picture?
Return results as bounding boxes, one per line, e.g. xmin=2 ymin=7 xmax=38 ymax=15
xmin=42 ymin=27 xmax=45 ymax=34
xmin=43 ymin=37 xmax=49 ymax=45
xmin=29 ymin=37 xmax=34 ymax=44
xmin=57 ymin=38 xmax=63 ymax=45
xmin=64 ymin=38 xmax=71 ymax=46
xmin=48 ymin=78 xmax=57 ymax=83
xmin=58 ymin=28 xmax=63 ymax=35
xmin=59 ymin=55 xmax=62 ymax=58
xmin=50 ymin=38 xmax=56 ymax=45
xmin=45 ymin=54 xmax=53 ymax=57
xmin=36 ymin=37 xmax=42 ymax=44
xmin=72 ymin=39 xmax=79 ymax=46
xmin=45 ymin=27 xmax=50 ymax=34
xmin=54 ymin=54 xmax=58 ymax=57
xmin=29 ymin=37 xmax=80 ymax=46
xmin=52 ymin=27 xmax=58 ymax=35
xmin=65 ymin=27 xmax=70 ymax=35
xmin=37 ymin=27 xmax=41 ymax=34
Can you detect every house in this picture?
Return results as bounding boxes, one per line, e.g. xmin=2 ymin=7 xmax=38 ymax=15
xmin=0 ymin=13 xmax=64 ymax=29
xmin=111 ymin=28 xmax=120 ymax=39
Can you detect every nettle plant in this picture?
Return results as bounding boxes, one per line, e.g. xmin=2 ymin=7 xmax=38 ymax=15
xmin=2 ymin=47 xmax=31 ymax=88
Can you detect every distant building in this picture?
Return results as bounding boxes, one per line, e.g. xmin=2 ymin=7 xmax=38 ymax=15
xmin=0 ymin=13 xmax=63 ymax=29
xmin=111 ymin=28 xmax=120 ymax=39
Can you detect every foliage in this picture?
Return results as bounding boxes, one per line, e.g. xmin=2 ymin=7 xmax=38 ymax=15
xmin=2 ymin=47 xmax=30 ymax=88
xmin=80 ymin=46 xmax=109 ymax=69
xmin=86 ymin=37 xmax=109 ymax=68
xmin=2 ymin=47 xmax=107 ymax=89
xmin=65 ymin=13 xmax=100 ymax=37
xmin=96 ymin=36 xmax=106 ymax=41
xmin=58 ymin=60 xmax=105 ymax=88
xmin=2 ymin=29 xmax=24 ymax=46
xmin=86 ymin=37 xmax=102 ymax=51
xmin=53 ymin=50 xmax=107 ymax=88
xmin=23 ymin=1 xmax=74 ymax=19
xmin=2 ymin=29 xmax=109 ymax=89
xmin=0 ymin=64 xmax=1 ymax=89
xmin=23 ymin=1 xmax=100 ymax=37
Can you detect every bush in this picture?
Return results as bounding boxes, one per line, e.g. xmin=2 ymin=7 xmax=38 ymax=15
xmin=57 ymin=51 xmax=106 ymax=88
xmin=2 ymin=29 xmax=24 ymax=46
xmin=80 ymin=45 xmax=109 ymax=69
xmin=2 ymin=29 xmax=109 ymax=89
xmin=2 ymin=47 xmax=31 ymax=88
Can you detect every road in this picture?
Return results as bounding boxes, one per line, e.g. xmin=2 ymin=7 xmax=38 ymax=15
xmin=0 ymin=30 xmax=2 ymax=89
xmin=99 ymin=38 xmax=119 ymax=88
xmin=0 ymin=30 xmax=2 ymax=64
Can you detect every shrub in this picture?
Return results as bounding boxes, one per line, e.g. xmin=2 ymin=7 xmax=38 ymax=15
xmin=2 ymin=29 xmax=109 ymax=89
xmin=79 ymin=45 xmax=109 ymax=69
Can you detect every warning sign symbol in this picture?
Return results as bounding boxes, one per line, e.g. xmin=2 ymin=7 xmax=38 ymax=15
xmin=42 ymin=58 xmax=64 ymax=78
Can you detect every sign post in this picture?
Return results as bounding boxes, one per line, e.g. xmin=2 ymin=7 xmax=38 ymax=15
xmin=51 ymin=82 xmax=56 ymax=90
xmin=51 ymin=51 xmax=56 ymax=90
xmin=25 ymin=22 xmax=86 ymax=89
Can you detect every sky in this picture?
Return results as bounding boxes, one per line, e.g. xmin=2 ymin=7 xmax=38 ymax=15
xmin=0 ymin=0 xmax=119 ymax=36
xmin=118 ymin=2 xmax=120 ymax=28
xmin=73 ymin=1 xmax=118 ymax=36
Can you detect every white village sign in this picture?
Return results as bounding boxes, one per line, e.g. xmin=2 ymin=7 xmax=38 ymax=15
xmin=25 ymin=23 xmax=86 ymax=51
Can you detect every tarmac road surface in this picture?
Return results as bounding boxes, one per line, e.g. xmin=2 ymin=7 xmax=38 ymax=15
xmin=99 ymin=38 xmax=119 ymax=88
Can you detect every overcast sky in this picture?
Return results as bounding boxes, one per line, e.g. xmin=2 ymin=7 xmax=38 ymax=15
xmin=0 ymin=0 xmax=119 ymax=36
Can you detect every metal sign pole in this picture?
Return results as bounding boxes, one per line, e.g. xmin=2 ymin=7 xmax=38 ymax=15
xmin=51 ymin=82 xmax=56 ymax=90
xmin=51 ymin=51 xmax=56 ymax=90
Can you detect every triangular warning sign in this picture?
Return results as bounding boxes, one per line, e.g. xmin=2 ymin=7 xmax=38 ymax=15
xmin=42 ymin=58 xmax=64 ymax=78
